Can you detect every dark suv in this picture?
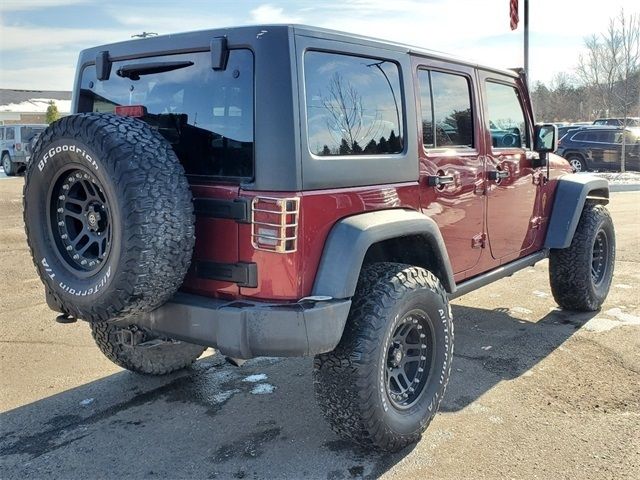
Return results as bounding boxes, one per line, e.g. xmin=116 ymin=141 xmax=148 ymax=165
xmin=23 ymin=25 xmax=615 ymax=452
xmin=556 ymin=126 xmax=640 ymax=172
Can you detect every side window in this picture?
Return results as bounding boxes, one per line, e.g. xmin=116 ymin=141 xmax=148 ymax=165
xmin=485 ymin=81 xmax=528 ymax=149
xmin=5 ymin=127 xmax=15 ymax=140
xmin=419 ymin=69 xmax=473 ymax=149
xmin=0 ymin=128 xmax=4 ymax=140
xmin=305 ymin=51 xmax=404 ymax=156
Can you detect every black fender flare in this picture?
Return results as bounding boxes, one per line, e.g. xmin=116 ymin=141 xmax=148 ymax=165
xmin=311 ymin=209 xmax=455 ymax=299
xmin=544 ymin=174 xmax=609 ymax=249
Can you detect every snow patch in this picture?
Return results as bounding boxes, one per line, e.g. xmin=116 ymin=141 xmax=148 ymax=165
xmin=533 ymin=290 xmax=550 ymax=298
xmin=584 ymin=308 xmax=640 ymax=332
xmin=212 ymin=389 xmax=240 ymax=404
xmin=510 ymin=306 xmax=533 ymax=315
xmin=614 ymin=284 xmax=633 ymax=289
xmin=251 ymin=383 xmax=275 ymax=395
xmin=481 ymin=345 xmax=492 ymax=351
xmin=79 ymin=398 xmax=94 ymax=406
xmin=243 ymin=373 xmax=267 ymax=383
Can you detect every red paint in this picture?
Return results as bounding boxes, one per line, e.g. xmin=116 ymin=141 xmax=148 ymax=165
xmin=182 ymin=63 xmax=572 ymax=301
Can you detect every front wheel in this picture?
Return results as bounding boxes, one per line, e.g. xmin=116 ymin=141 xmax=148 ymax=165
xmin=549 ymin=203 xmax=615 ymax=311
xmin=313 ymin=263 xmax=454 ymax=452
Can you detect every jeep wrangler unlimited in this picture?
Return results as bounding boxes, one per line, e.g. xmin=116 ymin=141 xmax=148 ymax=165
xmin=24 ymin=25 xmax=615 ymax=452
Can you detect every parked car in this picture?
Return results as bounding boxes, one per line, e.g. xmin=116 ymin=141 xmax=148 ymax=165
xmin=593 ymin=117 xmax=640 ymax=127
xmin=556 ymin=126 xmax=640 ymax=172
xmin=23 ymin=25 xmax=615 ymax=452
xmin=0 ymin=124 xmax=47 ymax=176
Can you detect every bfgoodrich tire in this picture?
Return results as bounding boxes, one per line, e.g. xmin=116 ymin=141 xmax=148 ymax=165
xmin=91 ymin=322 xmax=206 ymax=375
xmin=23 ymin=113 xmax=195 ymax=322
xmin=549 ymin=203 xmax=615 ymax=311
xmin=313 ymin=263 xmax=454 ymax=452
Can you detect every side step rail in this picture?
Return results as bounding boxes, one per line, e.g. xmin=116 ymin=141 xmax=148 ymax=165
xmin=449 ymin=250 xmax=549 ymax=300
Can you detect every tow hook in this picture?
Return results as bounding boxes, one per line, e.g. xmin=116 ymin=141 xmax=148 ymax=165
xmin=115 ymin=327 xmax=145 ymax=347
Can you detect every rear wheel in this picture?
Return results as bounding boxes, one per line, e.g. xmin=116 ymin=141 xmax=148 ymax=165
xmin=566 ymin=154 xmax=587 ymax=172
xmin=91 ymin=322 xmax=206 ymax=375
xmin=313 ymin=263 xmax=454 ymax=452
xmin=2 ymin=153 xmax=16 ymax=176
xmin=549 ymin=203 xmax=615 ymax=311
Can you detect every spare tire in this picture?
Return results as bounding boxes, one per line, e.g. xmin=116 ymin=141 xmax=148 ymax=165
xmin=24 ymin=113 xmax=195 ymax=322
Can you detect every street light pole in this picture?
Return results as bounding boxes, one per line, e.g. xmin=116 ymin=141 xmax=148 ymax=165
xmin=524 ymin=0 xmax=529 ymax=81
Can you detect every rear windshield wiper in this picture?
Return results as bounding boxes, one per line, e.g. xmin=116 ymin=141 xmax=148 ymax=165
xmin=116 ymin=61 xmax=194 ymax=80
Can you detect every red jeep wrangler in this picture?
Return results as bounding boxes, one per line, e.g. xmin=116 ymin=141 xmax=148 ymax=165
xmin=24 ymin=25 xmax=615 ymax=452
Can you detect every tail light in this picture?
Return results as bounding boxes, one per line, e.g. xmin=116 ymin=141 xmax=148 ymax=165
xmin=15 ymin=143 xmax=22 ymax=151
xmin=251 ymin=196 xmax=300 ymax=253
xmin=115 ymin=105 xmax=147 ymax=117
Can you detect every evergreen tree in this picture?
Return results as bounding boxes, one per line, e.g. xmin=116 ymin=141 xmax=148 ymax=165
xmin=45 ymin=101 xmax=60 ymax=124
xmin=339 ymin=138 xmax=351 ymax=155
xmin=387 ymin=130 xmax=402 ymax=152
xmin=377 ymin=136 xmax=388 ymax=153
xmin=351 ymin=141 xmax=363 ymax=154
xmin=321 ymin=145 xmax=331 ymax=156
xmin=364 ymin=139 xmax=378 ymax=153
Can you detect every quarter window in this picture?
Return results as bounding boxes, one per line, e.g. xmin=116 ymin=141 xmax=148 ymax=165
xmin=418 ymin=69 xmax=473 ymax=149
xmin=305 ymin=51 xmax=404 ymax=156
xmin=5 ymin=128 xmax=15 ymax=140
xmin=485 ymin=81 xmax=528 ymax=148
xmin=0 ymin=128 xmax=4 ymax=140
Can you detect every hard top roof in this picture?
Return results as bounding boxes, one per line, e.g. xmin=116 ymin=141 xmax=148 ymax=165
xmin=80 ymin=24 xmax=519 ymax=78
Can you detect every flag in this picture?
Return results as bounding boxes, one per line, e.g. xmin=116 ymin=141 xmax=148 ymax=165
xmin=510 ymin=0 xmax=519 ymax=30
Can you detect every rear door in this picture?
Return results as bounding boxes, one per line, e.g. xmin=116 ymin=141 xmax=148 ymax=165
xmin=414 ymin=58 xmax=485 ymax=275
xmin=480 ymin=72 xmax=540 ymax=260
xmin=77 ymin=48 xmax=255 ymax=298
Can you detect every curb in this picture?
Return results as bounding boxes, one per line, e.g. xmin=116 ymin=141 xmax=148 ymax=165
xmin=610 ymin=184 xmax=640 ymax=192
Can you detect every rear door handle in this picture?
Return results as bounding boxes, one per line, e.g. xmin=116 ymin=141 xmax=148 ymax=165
xmin=426 ymin=175 xmax=455 ymax=187
xmin=488 ymin=170 xmax=509 ymax=181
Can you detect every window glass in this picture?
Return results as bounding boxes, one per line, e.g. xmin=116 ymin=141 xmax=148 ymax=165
xmin=599 ymin=131 xmax=615 ymax=143
xmin=486 ymin=81 xmax=528 ymax=148
xmin=21 ymin=126 xmax=45 ymax=143
xmin=0 ymin=128 xmax=4 ymax=140
xmin=305 ymin=51 xmax=404 ymax=156
xmin=79 ymin=50 xmax=254 ymax=179
xmin=418 ymin=70 xmax=434 ymax=147
xmin=6 ymin=128 xmax=15 ymax=140
xmin=429 ymin=71 xmax=473 ymax=148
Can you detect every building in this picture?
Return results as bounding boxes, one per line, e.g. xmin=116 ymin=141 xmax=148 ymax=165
xmin=0 ymin=89 xmax=71 ymax=124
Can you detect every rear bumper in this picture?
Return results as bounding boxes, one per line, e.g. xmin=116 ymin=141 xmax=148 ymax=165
xmin=130 ymin=293 xmax=351 ymax=359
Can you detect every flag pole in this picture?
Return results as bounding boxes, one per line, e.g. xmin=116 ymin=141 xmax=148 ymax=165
xmin=524 ymin=0 xmax=529 ymax=82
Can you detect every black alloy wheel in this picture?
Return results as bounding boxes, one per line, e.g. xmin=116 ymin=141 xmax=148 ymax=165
xmin=591 ymin=229 xmax=609 ymax=286
xmin=385 ymin=309 xmax=433 ymax=409
xmin=49 ymin=168 xmax=112 ymax=275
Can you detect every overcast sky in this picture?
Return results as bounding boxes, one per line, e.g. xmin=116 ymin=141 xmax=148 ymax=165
xmin=0 ymin=0 xmax=638 ymax=91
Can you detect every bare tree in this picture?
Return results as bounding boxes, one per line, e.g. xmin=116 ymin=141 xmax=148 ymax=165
xmin=577 ymin=9 xmax=640 ymax=171
xmin=321 ymin=73 xmax=381 ymax=153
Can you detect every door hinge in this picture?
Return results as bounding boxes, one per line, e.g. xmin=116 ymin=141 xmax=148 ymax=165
xmin=472 ymin=233 xmax=487 ymax=249
xmin=530 ymin=216 xmax=542 ymax=229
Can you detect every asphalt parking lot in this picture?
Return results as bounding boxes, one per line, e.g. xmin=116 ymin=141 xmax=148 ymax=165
xmin=1 ymin=175 xmax=639 ymax=479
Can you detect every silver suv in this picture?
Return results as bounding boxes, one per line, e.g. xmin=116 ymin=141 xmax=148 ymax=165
xmin=1 ymin=124 xmax=47 ymax=176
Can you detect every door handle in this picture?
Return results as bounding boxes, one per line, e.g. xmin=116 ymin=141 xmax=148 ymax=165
xmin=426 ymin=175 xmax=455 ymax=187
xmin=488 ymin=170 xmax=509 ymax=181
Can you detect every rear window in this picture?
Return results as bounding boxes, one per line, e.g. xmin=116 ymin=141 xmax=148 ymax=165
xmin=78 ymin=50 xmax=254 ymax=180
xmin=304 ymin=51 xmax=404 ymax=156
xmin=21 ymin=126 xmax=45 ymax=143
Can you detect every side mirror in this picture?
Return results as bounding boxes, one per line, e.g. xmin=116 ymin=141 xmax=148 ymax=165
xmin=534 ymin=124 xmax=558 ymax=153
xmin=533 ymin=124 xmax=558 ymax=169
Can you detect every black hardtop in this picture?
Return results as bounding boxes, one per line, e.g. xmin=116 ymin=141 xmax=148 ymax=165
xmin=77 ymin=24 xmax=517 ymax=78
